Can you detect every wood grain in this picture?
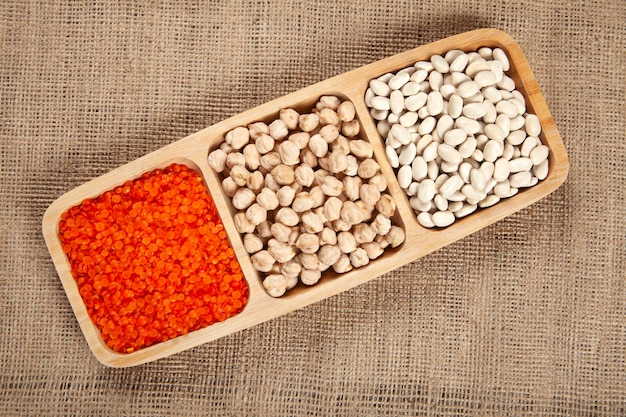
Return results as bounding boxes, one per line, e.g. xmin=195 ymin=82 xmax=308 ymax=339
xmin=42 ymin=28 xmax=569 ymax=367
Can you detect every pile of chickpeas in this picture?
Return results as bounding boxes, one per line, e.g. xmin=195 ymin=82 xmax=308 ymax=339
xmin=208 ymin=96 xmax=405 ymax=297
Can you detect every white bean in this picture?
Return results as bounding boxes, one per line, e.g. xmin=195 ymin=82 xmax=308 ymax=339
xmin=417 ymin=179 xmax=436 ymax=203
xmin=525 ymin=114 xmax=542 ymax=137
xmin=454 ymin=203 xmax=477 ymax=218
xmin=530 ymin=145 xmax=550 ymax=165
xmin=432 ymin=211 xmax=455 ymax=227
xmin=417 ymin=211 xmax=435 ymax=228
xmin=508 ymin=157 xmax=533 ymax=173
xmin=370 ymin=79 xmax=391 ymax=96
xmin=397 ymin=165 xmax=413 ymax=189
xmin=493 ymin=158 xmax=511 ymax=182
xmin=390 ymin=90 xmax=405 ymax=114
xmin=412 ymin=156 xmax=428 ymax=181
xmin=426 ymin=91 xmax=444 ymax=116
xmin=385 ymin=145 xmax=399 ymax=168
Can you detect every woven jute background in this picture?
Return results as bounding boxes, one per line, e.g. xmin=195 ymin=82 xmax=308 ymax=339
xmin=1 ymin=1 xmax=624 ymax=415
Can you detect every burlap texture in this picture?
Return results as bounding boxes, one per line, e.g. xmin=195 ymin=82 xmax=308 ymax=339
xmin=1 ymin=1 xmax=624 ymax=415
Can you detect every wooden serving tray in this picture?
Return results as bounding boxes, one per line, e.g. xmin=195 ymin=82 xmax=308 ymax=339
xmin=42 ymin=28 xmax=569 ymax=367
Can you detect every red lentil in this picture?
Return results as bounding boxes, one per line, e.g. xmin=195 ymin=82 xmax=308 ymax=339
xmin=59 ymin=163 xmax=248 ymax=353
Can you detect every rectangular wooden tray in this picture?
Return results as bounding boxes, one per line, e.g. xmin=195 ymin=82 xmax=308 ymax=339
xmin=42 ymin=28 xmax=569 ymax=367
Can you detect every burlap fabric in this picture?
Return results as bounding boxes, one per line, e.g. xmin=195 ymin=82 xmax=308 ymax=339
xmin=1 ymin=1 xmax=624 ymax=415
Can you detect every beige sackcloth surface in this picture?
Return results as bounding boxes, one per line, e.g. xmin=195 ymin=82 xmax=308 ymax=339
xmin=1 ymin=1 xmax=624 ymax=415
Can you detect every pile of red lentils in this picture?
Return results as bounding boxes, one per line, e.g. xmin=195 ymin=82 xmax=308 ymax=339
xmin=59 ymin=163 xmax=248 ymax=353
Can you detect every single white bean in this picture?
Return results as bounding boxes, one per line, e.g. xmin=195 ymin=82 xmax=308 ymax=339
xmin=506 ymin=130 xmax=527 ymax=146
xmin=431 ymin=54 xmax=450 ymax=73
xmin=454 ymin=203 xmax=477 ymax=218
xmin=388 ymin=71 xmax=410 ymax=90
xmin=483 ymin=139 xmax=503 ymax=162
xmin=455 ymin=116 xmax=481 ymax=134
xmin=371 ymin=96 xmax=390 ymax=111
xmin=399 ymin=143 xmax=417 ymax=166
xmin=479 ymin=194 xmax=500 ymax=208
xmin=508 ymin=157 xmax=533 ymax=173
xmin=438 ymin=143 xmax=462 ymax=164
xmin=484 ymin=124 xmax=506 ymax=141
xmin=493 ymin=158 xmax=511 ymax=182
xmin=399 ymin=111 xmax=418 ymax=127
xmin=370 ymin=79 xmax=391 ymax=96
xmin=390 ymin=90 xmax=405 ymax=114
xmin=493 ymin=48 xmax=510 ymax=71
xmin=530 ymin=145 xmax=550 ymax=165
xmin=426 ymin=91 xmax=444 ymax=116
xmin=439 ymin=175 xmax=465 ymax=198
xmin=458 ymin=136 xmax=477 ymax=158
xmin=474 ymin=70 xmax=497 ymax=87
xmin=429 ymin=70 xmax=444 ymax=91
xmin=449 ymin=53 xmax=469 ymax=72
xmin=434 ymin=194 xmax=449 ymax=211
xmin=405 ymin=92 xmax=427 ymax=112
xmin=525 ymin=114 xmax=542 ymax=137
xmin=417 ymin=211 xmax=435 ymax=228
xmin=385 ymin=145 xmax=399 ymax=168
xmin=422 ymin=141 xmax=439 ymax=162
xmin=418 ymin=116 xmax=437 ymax=135
xmin=443 ymin=128 xmax=467 ymax=147
xmin=494 ymin=180 xmax=511 ymax=198
xmin=432 ymin=211 xmax=455 ymax=227
xmin=436 ymin=115 xmax=455 ymax=139
xmin=412 ymin=156 xmax=428 ymax=181
xmin=418 ymin=179 xmax=436 ymax=203
xmin=534 ymin=159 xmax=549 ymax=180
xmin=509 ymin=171 xmax=533 ymax=188
xmin=470 ymin=168 xmax=487 ymax=190
xmin=448 ymin=94 xmax=463 ymax=118
xmin=397 ymin=165 xmax=413 ymax=189
xmin=521 ymin=136 xmax=538 ymax=157
xmin=457 ymin=80 xmax=480 ymax=98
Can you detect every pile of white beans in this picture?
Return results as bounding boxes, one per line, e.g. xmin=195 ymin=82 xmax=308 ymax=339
xmin=365 ymin=47 xmax=550 ymax=228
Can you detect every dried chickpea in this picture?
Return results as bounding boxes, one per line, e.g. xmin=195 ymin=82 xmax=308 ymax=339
xmin=226 ymin=126 xmax=250 ymax=150
xmin=386 ymin=226 xmax=405 ymax=248
xmin=277 ymin=186 xmax=296 ymax=206
xmin=299 ymin=113 xmax=319 ymax=132
xmin=264 ymin=173 xmax=280 ymax=192
xmin=337 ymin=231 xmax=358 ymax=253
xmin=308 ymin=134 xmax=328 ymax=157
xmin=260 ymin=151 xmax=282 ymax=172
xmin=357 ymin=158 xmax=380 ymax=179
xmin=292 ymin=192 xmax=315 ymax=213
xmin=301 ymin=269 xmax=322 ymax=286
xmin=221 ymin=177 xmax=238 ymax=197
xmin=246 ymin=171 xmax=264 ymax=193
xmin=341 ymin=119 xmax=360 ymax=137
xmin=353 ymin=223 xmax=376 ymax=244
xmin=368 ymin=174 xmax=388 ymax=192
xmin=263 ymin=274 xmax=288 ymax=297
xmin=270 ymin=222 xmax=292 ymax=242
xmin=248 ymin=121 xmax=269 ymax=139
xmin=232 ymin=188 xmax=256 ymax=210
xmin=275 ymin=207 xmax=299 ymax=227
xmin=319 ymin=95 xmax=341 ymax=110
xmin=319 ymin=124 xmax=339 ymax=143
xmin=320 ymin=176 xmax=343 ymax=197
xmin=243 ymin=233 xmax=264 ymax=254
xmin=278 ymin=140 xmax=300 ymax=165
xmin=243 ymin=144 xmax=261 ymax=170
xmin=234 ymin=212 xmax=255 ymax=234
xmin=289 ymin=131 xmax=310 ymax=149
xmin=300 ymin=148 xmax=318 ymax=167
xmin=318 ymin=244 xmax=341 ymax=267
xmin=281 ymin=261 xmax=302 ymax=281
xmin=208 ymin=148 xmax=227 ymax=173
xmin=256 ymin=187 xmax=279 ymax=211
xmin=301 ymin=211 xmax=324 ymax=234
xmin=256 ymin=220 xmax=272 ymax=239
xmin=267 ymin=239 xmax=296 ymax=263
xmin=328 ymin=150 xmax=348 ymax=174
xmin=340 ymin=200 xmax=365 ymax=225
xmin=255 ymin=133 xmax=275 ymax=154
xmin=337 ymin=100 xmax=356 ymax=122
xmin=359 ymin=183 xmax=381 ymax=208
xmin=344 ymin=155 xmax=359 ymax=176
xmin=294 ymin=164 xmax=315 ymax=187
xmin=230 ymin=165 xmax=251 ymax=187
xmin=319 ymin=108 xmax=340 ymax=126
xmin=309 ymin=186 xmax=326 ymax=208
xmin=370 ymin=213 xmax=392 ymax=236
xmin=323 ymin=196 xmax=343 ymax=222
xmin=342 ymin=176 xmax=362 ymax=201
xmin=245 ymin=203 xmax=267 ymax=226
xmin=319 ymin=227 xmax=337 ymax=246
xmin=362 ymin=242 xmax=384 ymax=260
xmin=332 ymin=254 xmax=353 ymax=273
xmin=299 ymin=253 xmax=319 ymax=270
xmin=269 ymin=119 xmax=289 ymax=141
xmin=375 ymin=194 xmax=396 ymax=218
xmin=349 ymin=140 xmax=373 ymax=159
xmin=280 ymin=108 xmax=300 ymax=130
xmin=331 ymin=135 xmax=351 ymax=155
xmin=226 ymin=152 xmax=246 ymax=169
xmin=295 ymin=233 xmax=320 ymax=254
xmin=271 ymin=164 xmax=295 ymax=185
xmin=349 ymin=248 xmax=369 ymax=268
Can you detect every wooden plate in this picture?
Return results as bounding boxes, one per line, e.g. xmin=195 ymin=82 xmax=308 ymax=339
xmin=42 ymin=28 xmax=569 ymax=367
